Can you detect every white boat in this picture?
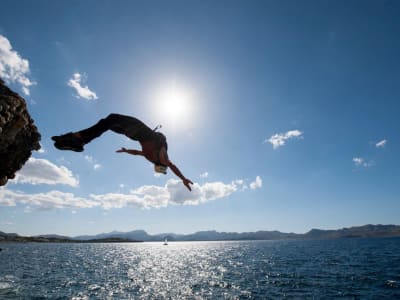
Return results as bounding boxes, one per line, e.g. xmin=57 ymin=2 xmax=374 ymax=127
xmin=163 ymin=238 xmax=168 ymax=245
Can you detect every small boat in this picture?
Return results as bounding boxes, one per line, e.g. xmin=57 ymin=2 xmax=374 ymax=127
xmin=163 ymin=238 xmax=168 ymax=245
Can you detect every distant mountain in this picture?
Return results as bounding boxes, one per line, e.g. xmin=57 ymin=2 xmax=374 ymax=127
xmin=2 ymin=224 xmax=400 ymax=243
xmin=0 ymin=233 xmax=141 ymax=243
xmin=70 ymin=225 xmax=400 ymax=242
xmin=0 ymin=231 xmax=19 ymax=237
xmin=178 ymin=230 xmax=300 ymax=241
xmin=35 ymin=234 xmax=72 ymax=240
xmin=73 ymin=229 xmax=299 ymax=242
xmin=154 ymin=233 xmax=184 ymax=241
xmin=84 ymin=237 xmax=142 ymax=243
xmin=75 ymin=230 xmax=153 ymax=241
xmin=304 ymin=224 xmax=400 ymax=239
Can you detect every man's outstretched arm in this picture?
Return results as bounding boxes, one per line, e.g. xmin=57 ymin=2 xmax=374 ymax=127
xmin=158 ymin=147 xmax=193 ymax=191
xmin=116 ymin=147 xmax=144 ymax=156
xmin=167 ymin=160 xmax=193 ymax=191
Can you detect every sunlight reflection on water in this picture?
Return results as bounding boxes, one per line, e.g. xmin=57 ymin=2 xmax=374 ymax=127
xmin=0 ymin=239 xmax=400 ymax=299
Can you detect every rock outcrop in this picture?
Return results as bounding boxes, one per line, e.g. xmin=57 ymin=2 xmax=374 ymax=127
xmin=0 ymin=79 xmax=41 ymax=186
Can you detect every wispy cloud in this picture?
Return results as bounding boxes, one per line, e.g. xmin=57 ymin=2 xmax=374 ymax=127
xmin=353 ymin=157 xmax=363 ymax=166
xmin=1 ymin=176 xmax=262 ymax=210
xmin=353 ymin=157 xmax=374 ymax=168
xmin=0 ymin=34 xmax=35 ymax=95
xmin=265 ymin=130 xmax=303 ymax=149
xmin=12 ymin=158 xmax=79 ymax=186
xmin=68 ymin=72 xmax=98 ymax=100
xmin=199 ymin=172 xmax=209 ymax=178
xmin=376 ymin=139 xmax=387 ymax=148
xmin=250 ymin=176 xmax=262 ymax=189
xmin=84 ymin=155 xmax=102 ymax=171
xmin=233 ymin=179 xmax=248 ymax=191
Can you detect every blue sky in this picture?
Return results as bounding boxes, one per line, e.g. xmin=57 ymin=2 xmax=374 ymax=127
xmin=1 ymin=0 xmax=399 ymax=236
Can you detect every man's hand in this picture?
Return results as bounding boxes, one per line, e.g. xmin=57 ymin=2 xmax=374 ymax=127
xmin=116 ymin=147 xmax=127 ymax=153
xmin=183 ymin=178 xmax=193 ymax=191
xmin=116 ymin=148 xmax=142 ymax=155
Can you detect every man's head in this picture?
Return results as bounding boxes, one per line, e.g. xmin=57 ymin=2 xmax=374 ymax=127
xmin=154 ymin=164 xmax=168 ymax=174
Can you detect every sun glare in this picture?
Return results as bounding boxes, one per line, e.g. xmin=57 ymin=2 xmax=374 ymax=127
xmin=153 ymin=81 xmax=194 ymax=128
xmin=162 ymin=85 xmax=188 ymax=117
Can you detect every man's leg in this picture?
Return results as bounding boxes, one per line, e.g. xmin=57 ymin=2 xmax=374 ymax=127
xmin=52 ymin=114 xmax=153 ymax=152
xmin=78 ymin=113 xmax=154 ymax=142
xmin=77 ymin=113 xmax=126 ymax=143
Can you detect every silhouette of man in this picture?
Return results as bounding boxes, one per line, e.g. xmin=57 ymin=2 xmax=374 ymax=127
xmin=52 ymin=113 xmax=193 ymax=191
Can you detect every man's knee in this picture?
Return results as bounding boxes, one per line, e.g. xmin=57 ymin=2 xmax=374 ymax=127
xmin=106 ymin=113 xmax=123 ymax=121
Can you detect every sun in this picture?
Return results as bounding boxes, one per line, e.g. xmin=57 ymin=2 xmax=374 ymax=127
xmin=161 ymin=84 xmax=189 ymax=118
xmin=153 ymin=81 xmax=194 ymax=128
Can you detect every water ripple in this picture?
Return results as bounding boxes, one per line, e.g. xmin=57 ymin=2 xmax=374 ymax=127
xmin=0 ymin=238 xmax=399 ymax=299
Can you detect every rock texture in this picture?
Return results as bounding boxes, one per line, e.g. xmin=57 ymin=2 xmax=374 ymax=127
xmin=0 ymin=79 xmax=41 ymax=186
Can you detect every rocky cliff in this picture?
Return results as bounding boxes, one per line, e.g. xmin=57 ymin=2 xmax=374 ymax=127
xmin=0 ymin=79 xmax=41 ymax=186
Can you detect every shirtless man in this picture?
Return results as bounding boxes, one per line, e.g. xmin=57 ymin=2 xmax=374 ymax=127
xmin=52 ymin=113 xmax=193 ymax=191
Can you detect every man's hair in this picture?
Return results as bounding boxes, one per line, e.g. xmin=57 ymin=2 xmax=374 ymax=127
xmin=154 ymin=164 xmax=167 ymax=174
xmin=153 ymin=132 xmax=168 ymax=151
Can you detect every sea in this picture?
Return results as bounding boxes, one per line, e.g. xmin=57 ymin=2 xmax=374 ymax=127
xmin=0 ymin=238 xmax=399 ymax=299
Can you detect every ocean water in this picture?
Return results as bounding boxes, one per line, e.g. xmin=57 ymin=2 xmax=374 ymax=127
xmin=0 ymin=238 xmax=399 ymax=299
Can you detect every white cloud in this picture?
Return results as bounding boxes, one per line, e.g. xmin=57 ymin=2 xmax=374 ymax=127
xmin=266 ymin=130 xmax=303 ymax=149
xmin=92 ymin=178 xmax=246 ymax=209
xmin=353 ymin=157 xmax=363 ymax=166
xmin=67 ymin=72 xmax=98 ymax=100
xmin=37 ymin=146 xmax=46 ymax=154
xmin=89 ymin=189 xmax=166 ymax=210
xmin=250 ymin=176 xmax=262 ymax=189
xmin=0 ymin=189 xmax=17 ymax=206
xmin=353 ymin=157 xmax=374 ymax=168
xmin=24 ymin=190 xmax=96 ymax=209
xmin=0 ymin=188 xmax=97 ymax=209
xmin=84 ymin=155 xmax=102 ymax=171
xmin=199 ymin=172 xmax=209 ymax=178
xmin=200 ymin=181 xmax=237 ymax=201
xmin=84 ymin=155 xmax=94 ymax=163
xmin=12 ymin=157 xmax=79 ymax=186
xmin=234 ymin=179 xmax=244 ymax=185
xmin=1 ymin=177 xmax=258 ymax=210
xmin=376 ymin=139 xmax=387 ymax=148
xmin=0 ymin=35 xmax=35 ymax=95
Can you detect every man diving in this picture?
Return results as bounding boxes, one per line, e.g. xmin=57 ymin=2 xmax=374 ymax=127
xmin=51 ymin=113 xmax=193 ymax=191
